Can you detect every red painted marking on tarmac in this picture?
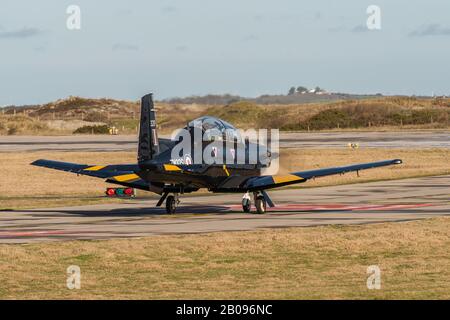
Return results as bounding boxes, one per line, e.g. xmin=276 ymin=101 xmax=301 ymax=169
xmin=0 ymin=204 xmax=436 ymax=239
xmin=0 ymin=230 xmax=90 ymax=238
xmin=228 ymin=203 xmax=434 ymax=212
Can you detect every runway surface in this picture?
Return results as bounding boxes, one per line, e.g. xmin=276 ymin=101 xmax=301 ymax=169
xmin=1 ymin=131 xmax=449 ymax=152
xmin=1 ymin=175 xmax=449 ymax=243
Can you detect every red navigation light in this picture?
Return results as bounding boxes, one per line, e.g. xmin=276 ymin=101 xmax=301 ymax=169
xmin=105 ymin=187 xmax=135 ymax=197
xmin=124 ymin=188 xmax=134 ymax=195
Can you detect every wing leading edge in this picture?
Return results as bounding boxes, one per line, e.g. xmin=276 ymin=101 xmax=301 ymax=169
xmin=31 ymin=159 xmax=151 ymax=190
xmin=32 ymin=158 xmax=402 ymax=193
xmin=31 ymin=159 xmax=140 ymax=178
xmin=215 ymin=159 xmax=402 ymax=192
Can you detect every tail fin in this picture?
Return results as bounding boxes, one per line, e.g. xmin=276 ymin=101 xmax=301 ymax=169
xmin=138 ymin=93 xmax=160 ymax=163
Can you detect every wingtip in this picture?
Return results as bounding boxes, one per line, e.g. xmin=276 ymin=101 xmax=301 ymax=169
xmin=30 ymin=159 xmax=43 ymax=166
xmin=393 ymin=159 xmax=403 ymax=164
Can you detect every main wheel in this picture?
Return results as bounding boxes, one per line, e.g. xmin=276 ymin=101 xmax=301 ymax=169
xmin=242 ymin=198 xmax=251 ymax=213
xmin=166 ymin=195 xmax=176 ymax=214
xmin=255 ymin=195 xmax=266 ymax=214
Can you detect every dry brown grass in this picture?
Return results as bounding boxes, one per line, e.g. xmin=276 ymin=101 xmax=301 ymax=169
xmin=191 ymin=98 xmax=450 ymax=131
xmin=4 ymin=96 xmax=450 ymax=135
xmin=0 ymin=217 xmax=449 ymax=299
xmin=1 ymin=148 xmax=449 ymax=209
xmin=0 ymin=151 xmax=137 ymax=209
xmin=0 ymin=115 xmax=58 ymax=135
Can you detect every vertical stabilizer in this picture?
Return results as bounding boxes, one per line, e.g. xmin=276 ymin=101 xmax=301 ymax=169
xmin=138 ymin=93 xmax=160 ymax=163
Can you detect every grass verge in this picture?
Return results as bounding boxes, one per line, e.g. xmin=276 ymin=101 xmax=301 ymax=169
xmin=0 ymin=217 xmax=449 ymax=299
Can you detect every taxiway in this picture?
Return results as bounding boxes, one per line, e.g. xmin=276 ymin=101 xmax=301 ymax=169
xmin=1 ymin=175 xmax=449 ymax=243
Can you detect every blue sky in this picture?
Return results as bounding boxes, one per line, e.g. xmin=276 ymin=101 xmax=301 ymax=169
xmin=1 ymin=0 xmax=450 ymax=105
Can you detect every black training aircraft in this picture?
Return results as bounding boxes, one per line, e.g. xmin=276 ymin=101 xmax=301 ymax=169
xmin=32 ymin=93 xmax=402 ymax=214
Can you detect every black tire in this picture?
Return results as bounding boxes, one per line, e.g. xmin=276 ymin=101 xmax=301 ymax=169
xmin=166 ymin=195 xmax=176 ymax=214
xmin=242 ymin=198 xmax=251 ymax=213
xmin=255 ymin=195 xmax=266 ymax=214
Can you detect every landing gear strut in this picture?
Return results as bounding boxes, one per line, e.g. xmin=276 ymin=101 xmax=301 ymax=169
xmin=165 ymin=193 xmax=179 ymax=214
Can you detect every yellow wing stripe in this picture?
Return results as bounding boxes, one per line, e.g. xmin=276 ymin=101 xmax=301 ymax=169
xmin=272 ymin=174 xmax=304 ymax=184
xmin=112 ymin=173 xmax=140 ymax=182
xmin=84 ymin=165 xmax=106 ymax=171
xmin=164 ymin=164 xmax=182 ymax=171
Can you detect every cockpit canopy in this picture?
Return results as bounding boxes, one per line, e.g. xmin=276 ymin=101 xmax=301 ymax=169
xmin=186 ymin=116 xmax=241 ymax=142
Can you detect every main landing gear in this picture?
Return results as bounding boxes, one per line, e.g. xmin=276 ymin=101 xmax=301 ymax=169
xmin=242 ymin=191 xmax=270 ymax=214
xmin=166 ymin=194 xmax=178 ymax=214
xmin=157 ymin=192 xmax=180 ymax=214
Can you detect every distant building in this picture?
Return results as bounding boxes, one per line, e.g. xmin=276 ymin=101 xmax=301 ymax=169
xmin=290 ymin=86 xmax=329 ymax=95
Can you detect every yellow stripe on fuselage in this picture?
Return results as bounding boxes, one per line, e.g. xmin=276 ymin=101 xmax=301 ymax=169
xmin=113 ymin=173 xmax=140 ymax=182
xmin=272 ymin=174 xmax=304 ymax=184
xmin=164 ymin=164 xmax=182 ymax=171
xmin=84 ymin=165 xmax=106 ymax=171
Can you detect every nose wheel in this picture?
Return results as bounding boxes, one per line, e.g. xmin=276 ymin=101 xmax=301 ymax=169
xmin=254 ymin=194 xmax=267 ymax=214
xmin=242 ymin=193 xmax=251 ymax=213
xmin=241 ymin=192 xmax=267 ymax=214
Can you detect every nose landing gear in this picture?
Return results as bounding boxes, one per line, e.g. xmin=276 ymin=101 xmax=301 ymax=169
xmin=242 ymin=192 xmax=251 ymax=213
xmin=254 ymin=193 xmax=267 ymax=214
xmin=241 ymin=191 xmax=268 ymax=214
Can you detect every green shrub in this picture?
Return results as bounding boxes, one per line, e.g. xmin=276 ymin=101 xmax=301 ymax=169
xmin=73 ymin=125 xmax=110 ymax=134
xmin=279 ymin=105 xmax=450 ymax=130
xmin=307 ymin=109 xmax=352 ymax=130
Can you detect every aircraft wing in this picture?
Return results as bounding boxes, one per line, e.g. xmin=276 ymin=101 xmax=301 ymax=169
xmin=31 ymin=159 xmax=154 ymax=191
xmin=216 ymin=159 xmax=403 ymax=192
xmin=31 ymin=159 xmax=140 ymax=179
